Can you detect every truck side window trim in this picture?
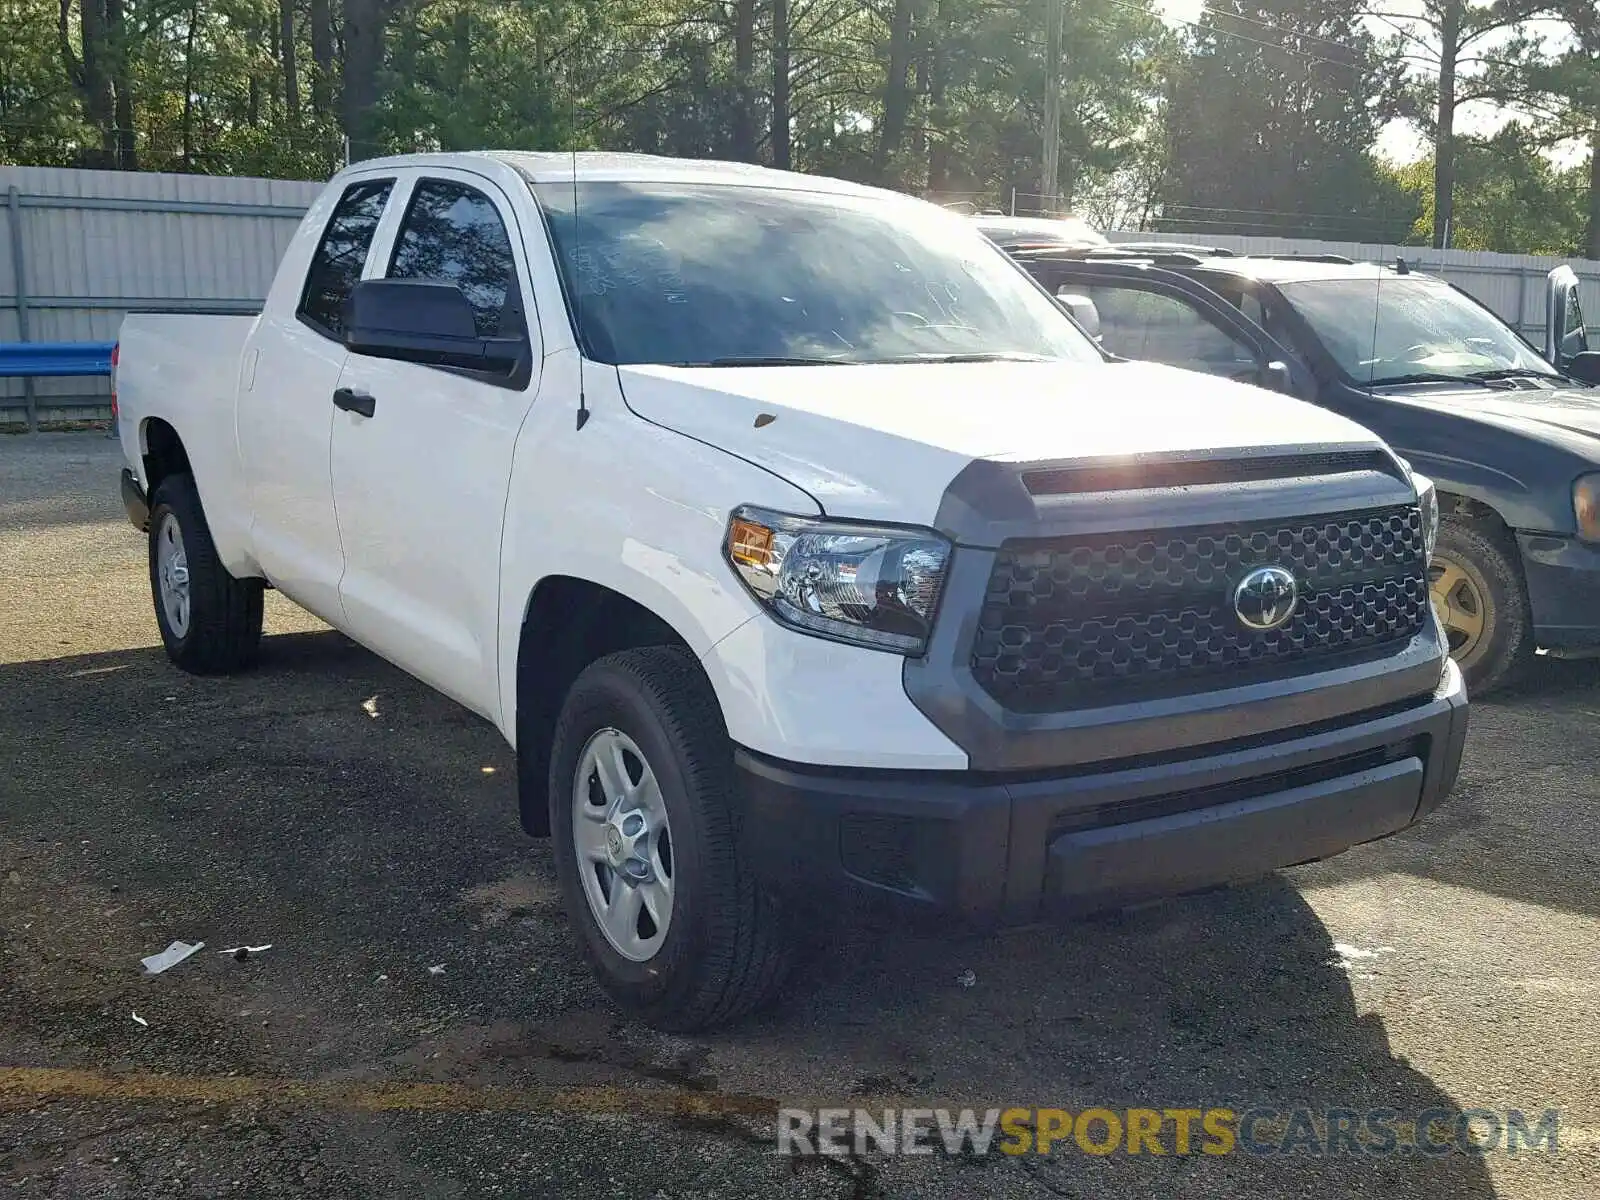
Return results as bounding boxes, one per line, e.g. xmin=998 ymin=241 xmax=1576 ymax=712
xmin=386 ymin=178 xmax=528 ymax=338
xmin=377 ymin=176 xmax=532 ymax=390
xmin=295 ymin=177 xmax=396 ymax=342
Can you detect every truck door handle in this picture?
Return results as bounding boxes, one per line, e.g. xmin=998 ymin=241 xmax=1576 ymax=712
xmin=332 ymin=387 xmax=376 ymax=418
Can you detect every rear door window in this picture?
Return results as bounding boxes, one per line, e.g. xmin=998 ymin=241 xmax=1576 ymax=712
xmin=1080 ymin=284 xmax=1261 ymax=379
xmin=298 ymin=179 xmax=394 ymax=339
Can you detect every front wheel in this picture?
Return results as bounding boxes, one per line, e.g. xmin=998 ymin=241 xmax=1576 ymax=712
xmin=1429 ymin=517 xmax=1531 ymax=694
xmin=548 ymin=646 xmax=791 ymax=1031
xmin=148 ymin=473 xmax=264 ymax=674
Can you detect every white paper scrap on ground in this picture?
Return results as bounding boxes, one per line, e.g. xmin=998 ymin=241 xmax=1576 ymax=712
xmin=131 ymin=1011 xmax=148 ymax=1027
xmin=1329 ymin=943 xmax=1396 ymax=970
xmin=141 ymin=940 xmax=205 ymax=974
xmin=219 ymin=945 xmax=274 ymax=955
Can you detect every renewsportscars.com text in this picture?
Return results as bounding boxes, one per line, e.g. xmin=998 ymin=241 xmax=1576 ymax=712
xmin=777 ymin=1106 xmax=1561 ymax=1157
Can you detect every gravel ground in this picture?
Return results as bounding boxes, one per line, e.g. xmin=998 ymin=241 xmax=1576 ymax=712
xmin=2 ymin=431 xmax=1598 ymax=1199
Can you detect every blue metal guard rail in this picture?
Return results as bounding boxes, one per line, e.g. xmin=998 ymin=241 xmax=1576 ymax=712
xmin=0 ymin=341 xmax=117 ymax=379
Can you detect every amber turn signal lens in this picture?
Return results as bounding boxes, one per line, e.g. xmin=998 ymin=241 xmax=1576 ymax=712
xmin=1576 ymin=476 xmax=1600 ymax=542
xmin=728 ymin=517 xmax=775 ymax=567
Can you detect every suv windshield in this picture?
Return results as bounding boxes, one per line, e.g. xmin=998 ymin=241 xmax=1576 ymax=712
xmin=532 ymin=181 xmax=1102 ymax=367
xmin=1278 ymin=275 xmax=1558 ymax=385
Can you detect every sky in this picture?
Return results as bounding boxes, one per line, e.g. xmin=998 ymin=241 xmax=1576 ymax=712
xmin=1148 ymin=0 xmax=1582 ymax=166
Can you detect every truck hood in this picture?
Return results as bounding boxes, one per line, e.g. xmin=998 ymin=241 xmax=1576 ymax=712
xmin=617 ymin=359 xmax=1387 ymax=523
xmin=1374 ymin=381 xmax=1600 ymax=444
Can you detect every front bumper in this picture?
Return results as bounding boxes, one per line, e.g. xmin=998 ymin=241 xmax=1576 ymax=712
xmin=120 ymin=467 xmax=149 ymax=532
xmin=735 ymin=659 xmax=1467 ymax=923
xmin=1519 ymin=532 xmax=1600 ymax=649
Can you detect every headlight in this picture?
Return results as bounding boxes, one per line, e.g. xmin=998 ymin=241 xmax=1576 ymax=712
xmin=1577 ymin=474 xmax=1600 ymax=542
xmin=724 ymin=506 xmax=951 ymax=654
xmin=1414 ymin=472 xmax=1439 ymax=559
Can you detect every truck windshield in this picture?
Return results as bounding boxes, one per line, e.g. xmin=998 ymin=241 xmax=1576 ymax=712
xmin=1277 ymin=276 xmax=1557 ymax=386
xmin=531 ymin=181 xmax=1103 ymax=366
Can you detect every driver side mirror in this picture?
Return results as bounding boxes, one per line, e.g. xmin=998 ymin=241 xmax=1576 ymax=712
xmin=1544 ymin=265 xmax=1590 ymax=371
xmin=1262 ymin=360 xmax=1293 ymax=394
xmin=1566 ymin=351 xmax=1600 ymax=386
xmin=344 ymin=278 xmax=524 ymax=373
xmin=1056 ymin=290 xmax=1102 ymax=341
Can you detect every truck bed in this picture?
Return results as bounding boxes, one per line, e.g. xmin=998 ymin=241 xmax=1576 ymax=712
xmin=116 ymin=314 xmax=260 ymax=574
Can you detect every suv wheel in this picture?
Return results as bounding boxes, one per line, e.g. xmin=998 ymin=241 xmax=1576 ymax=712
xmin=1429 ymin=517 xmax=1531 ymax=694
xmin=548 ymin=646 xmax=790 ymax=1030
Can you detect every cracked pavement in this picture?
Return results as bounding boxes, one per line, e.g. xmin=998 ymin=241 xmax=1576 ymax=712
xmin=2 ymin=432 xmax=1598 ymax=1198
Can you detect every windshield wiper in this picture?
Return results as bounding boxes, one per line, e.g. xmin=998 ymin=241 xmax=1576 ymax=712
xmin=1463 ymin=367 xmax=1557 ymax=382
xmin=1363 ymin=371 xmax=1499 ymax=388
xmin=875 ymin=351 xmax=1054 ymax=364
xmin=672 ymin=356 xmax=850 ymax=367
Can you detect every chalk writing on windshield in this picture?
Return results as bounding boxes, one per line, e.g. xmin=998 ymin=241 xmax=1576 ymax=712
xmin=571 ymin=231 xmax=688 ymax=303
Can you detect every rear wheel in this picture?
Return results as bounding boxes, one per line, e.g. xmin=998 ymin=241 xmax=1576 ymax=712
xmin=1429 ymin=517 xmax=1531 ymax=694
xmin=548 ymin=645 xmax=791 ymax=1030
xmin=148 ymin=473 xmax=264 ymax=674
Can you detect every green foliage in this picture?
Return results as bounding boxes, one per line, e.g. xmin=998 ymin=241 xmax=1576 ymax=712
xmin=1159 ymin=0 xmax=1420 ymax=242
xmin=1387 ymin=126 xmax=1588 ymax=254
xmin=0 ymin=0 xmax=1593 ymax=258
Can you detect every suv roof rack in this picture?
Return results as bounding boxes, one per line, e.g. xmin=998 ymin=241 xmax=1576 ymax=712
xmin=1107 ymin=241 xmax=1235 ymax=257
xmin=1083 ymin=247 xmax=1207 ymax=267
xmin=1009 ymin=245 xmax=1209 ymax=267
xmin=1236 ymin=253 xmax=1356 ymax=265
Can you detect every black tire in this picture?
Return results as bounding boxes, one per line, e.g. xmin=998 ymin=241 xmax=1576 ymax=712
xmin=1431 ymin=517 xmax=1531 ymax=695
xmin=148 ymin=473 xmax=264 ymax=675
xmin=548 ymin=646 xmax=790 ymax=1031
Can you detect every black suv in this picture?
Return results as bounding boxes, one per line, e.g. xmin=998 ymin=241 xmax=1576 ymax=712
xmin=1014 ymin=247 xmax=1600 ymax=693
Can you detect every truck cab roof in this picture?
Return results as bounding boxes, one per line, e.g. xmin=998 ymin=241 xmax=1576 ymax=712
xmin=339 ymin=149 xmax=895 ymax=198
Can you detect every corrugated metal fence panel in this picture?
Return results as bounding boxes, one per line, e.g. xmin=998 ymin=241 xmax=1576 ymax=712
xmin=1 ymin=166 xmax=320 ymax=419
xmin=5 ymin=167 xmax=1600 ymax=422
xmin=1104 ymin=230 xmax=1600 ymax=340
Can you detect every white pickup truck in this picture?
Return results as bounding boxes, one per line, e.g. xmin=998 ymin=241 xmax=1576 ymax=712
xmin=115 ymin=152 xmax=1467 ymax=1030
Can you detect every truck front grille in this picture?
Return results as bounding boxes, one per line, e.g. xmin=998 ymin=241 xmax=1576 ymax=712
xmin=971 ymin=506 xmax=1429 ymax=712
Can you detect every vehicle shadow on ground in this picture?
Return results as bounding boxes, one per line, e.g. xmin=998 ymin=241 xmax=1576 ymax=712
xmin=0 ymin=633 xmax=1503 ymax=1197
xmin=1296 ymin=651 xmax=1600 ymax=921
xmin=719 ymin=881 xmax=1504 ymax=1196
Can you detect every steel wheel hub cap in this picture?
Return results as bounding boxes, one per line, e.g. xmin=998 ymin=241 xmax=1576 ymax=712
xmin=156 ymin=512 xmax=191 ymax=638
xmin=1429 ymin=556 xmax=1486 ymax=660
xmin=572 ymin=728 xmax=674 ymax=963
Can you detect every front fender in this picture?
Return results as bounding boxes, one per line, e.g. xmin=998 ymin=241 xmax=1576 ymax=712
xmin=494 ymin=358 xmax=821 ymax=744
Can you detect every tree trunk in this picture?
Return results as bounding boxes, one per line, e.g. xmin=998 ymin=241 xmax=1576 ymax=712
xmin=926 ymin=0 xmax=948 ymax=193
xmin=342 ymin=0 xmax=388 ymax=161
xmin=876 ymin=0 xmax=914 ymax=179
xmin=1432 ymin=2 xmax=1460 ymax=249
xmin=310 ymin=0 xmax=333 ymax=114
xmin=909 ymin=41 xmax=928 ymax=173
xmin=181 ymin=0 xmax=199 ymax=168
xmin=449 ymin=7 xmax=470 ymax=88
xmin=281 ymin=0 xmax=300 ymax=126
xmin=79 ymin=0 xmax=117 ymax=168
xmin=1041 ymin=0 xmax=1063 ymax=210
xmin=771 ymin=0 xmax=790 ymax=169
xmin=1586 ymin=123 xmax=1600 ymax=260
xmin=105 ymin=0 xmax=136 ymax=168
xmin=732 ymin=0 xmax=757 ymax=161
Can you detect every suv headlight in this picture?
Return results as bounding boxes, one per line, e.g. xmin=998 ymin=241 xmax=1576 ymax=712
xmin=1414 ymin=472 xmax=1439 ymax=559
xmin=724 ymin=506 xmax=951 ymax=654
xmin=1576 ymin=474 xmax=1600 ymax=542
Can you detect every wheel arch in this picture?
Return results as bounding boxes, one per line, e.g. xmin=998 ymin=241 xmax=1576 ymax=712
xmin=1438 ymin=489 xmax=1512 ymax=535
xmin=513 ymin=575 xmax=704 ymax=836
xmin=140 ymin=417 xmax=191 ymax=496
